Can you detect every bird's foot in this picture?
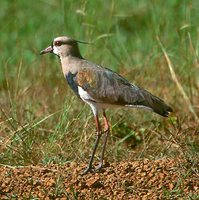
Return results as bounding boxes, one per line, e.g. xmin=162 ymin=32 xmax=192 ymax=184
xmin=94 ymin=162 xmax=103 ymax=172
xmin=81 ymin=166 xmax=93 ymax=175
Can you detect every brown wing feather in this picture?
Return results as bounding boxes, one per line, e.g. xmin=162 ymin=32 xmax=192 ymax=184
xmin=75 ymin=67 xmax=172 ymax=117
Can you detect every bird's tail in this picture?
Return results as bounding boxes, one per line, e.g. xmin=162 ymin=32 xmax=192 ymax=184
xmin=137 ymin=89 xmax=173 ymax=117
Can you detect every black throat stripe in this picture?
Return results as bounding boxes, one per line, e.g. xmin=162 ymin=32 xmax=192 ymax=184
xmin=65 ymin=72 xmax=79 ymax=97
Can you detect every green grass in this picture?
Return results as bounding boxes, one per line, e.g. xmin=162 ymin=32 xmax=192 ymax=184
xmin=0 ymin=0 xmax=198 ymax=194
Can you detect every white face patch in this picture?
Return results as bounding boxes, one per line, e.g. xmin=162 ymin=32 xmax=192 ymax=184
xmin=53 ymin=46 xmax=59 ymax=56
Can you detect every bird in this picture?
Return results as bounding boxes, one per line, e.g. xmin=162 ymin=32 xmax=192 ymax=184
xmin=40 ymin=36 xmax=173 ymax=174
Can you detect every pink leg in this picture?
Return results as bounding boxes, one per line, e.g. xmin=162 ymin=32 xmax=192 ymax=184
xmin=95 ymin=110 xmax=110 ymax=171
xmin=82 ymin=115 xmax=102 ymax=174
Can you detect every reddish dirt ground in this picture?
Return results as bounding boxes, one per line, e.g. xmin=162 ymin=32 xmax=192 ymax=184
xmin=0 ymin=158 xmax=198 ymax=199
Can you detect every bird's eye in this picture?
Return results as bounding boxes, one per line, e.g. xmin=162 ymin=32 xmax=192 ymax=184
xmin=55 ymin=41 xmax=62 ymax=46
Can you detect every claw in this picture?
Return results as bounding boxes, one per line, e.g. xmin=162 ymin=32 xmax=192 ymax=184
xmin=81 ymin=166 xmax=93 ymax=175
xmin=94 ymin=163 xmax=103 ymax=172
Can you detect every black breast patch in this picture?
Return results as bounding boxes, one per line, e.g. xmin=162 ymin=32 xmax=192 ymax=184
xmin=65 ymin=72 xmax=79 ymax=97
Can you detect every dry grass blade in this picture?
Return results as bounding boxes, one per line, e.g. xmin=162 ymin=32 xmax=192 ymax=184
xmin=157 ymin=36 xmax=199 ymax=123
xmin=188 ymin=32 xmax=199 ymax=68
xmin=0 ymin=110 xmax=61 ymax=151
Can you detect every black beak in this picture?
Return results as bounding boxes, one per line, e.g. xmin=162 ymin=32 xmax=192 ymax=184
xmin=40 ymin=45 xmax=53 ymax=55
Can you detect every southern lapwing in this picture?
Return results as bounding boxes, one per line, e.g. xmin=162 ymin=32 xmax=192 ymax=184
xmin=40 ymin=36 xmax=173 ymax=174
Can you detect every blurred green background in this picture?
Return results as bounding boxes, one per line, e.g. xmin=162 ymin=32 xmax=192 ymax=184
xmin=0 ymin=0 xmax=198 ymax=166
xmin=1 ymin=0 xmax=199 ymax=83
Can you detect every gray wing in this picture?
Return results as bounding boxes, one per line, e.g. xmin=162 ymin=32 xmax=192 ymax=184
xmin=76 ymin=66 xmax=146 ymax=105
xmin=76 ymin=64 xmax=172 ymax=117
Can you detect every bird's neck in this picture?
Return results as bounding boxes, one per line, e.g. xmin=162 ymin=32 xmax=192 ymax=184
xmin=60 ymin=56 xmax=83 ymax=76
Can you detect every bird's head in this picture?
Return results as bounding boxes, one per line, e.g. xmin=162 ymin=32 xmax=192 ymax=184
xmin=40 ymin=36 xmax=88 ymax=58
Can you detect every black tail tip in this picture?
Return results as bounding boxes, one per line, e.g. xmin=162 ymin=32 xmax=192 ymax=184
xmin=162 ymin=106 xmax=173 ymax=117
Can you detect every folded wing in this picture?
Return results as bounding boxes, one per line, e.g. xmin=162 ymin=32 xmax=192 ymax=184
xmin=75 ymin=66 xmax=172 ymax=117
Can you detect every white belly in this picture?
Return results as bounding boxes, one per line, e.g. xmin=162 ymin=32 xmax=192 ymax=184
xmin=77 ymin=86 xmax=153 ymax=116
